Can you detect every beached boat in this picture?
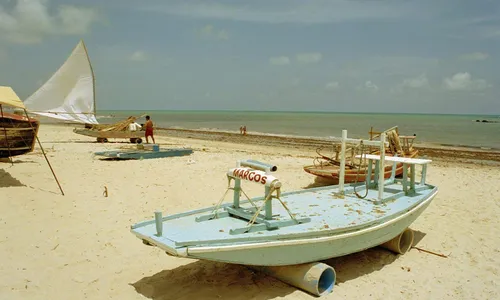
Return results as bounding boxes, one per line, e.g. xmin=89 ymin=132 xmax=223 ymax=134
xmin=0 ymin=87 xmax=39 ymax=158
xmin=303 ymin=126 xmax=418 ymax=184
xmin=24 ymin=40 xmax=142 ymax=143
xmin=73 ymin=115 xmax=145 ymax=143
xmin=94 ymin=144 xmax=193 ymax=160
xmin=131 ymin=130 xmax=437 ymax=295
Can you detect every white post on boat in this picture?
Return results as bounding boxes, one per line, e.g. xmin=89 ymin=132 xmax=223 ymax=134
xmin=339 ymin=130 xmax=347 ymax=194
xmin=378 ymin=132 xmax=386 ymax=201
xmin=264 ymin=169 xmax=272 ymax=220
xmin=154 ymin=211 xmax=163 ymax=236
xmin=233 ymin=161 xmax=242 ymax=208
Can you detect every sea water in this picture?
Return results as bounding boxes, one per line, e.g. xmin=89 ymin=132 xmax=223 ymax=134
xmin=97 ymin=110 xmax=500 ymax=150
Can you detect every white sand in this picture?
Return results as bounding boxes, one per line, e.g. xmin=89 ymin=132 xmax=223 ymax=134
xmin=1 ymin=124 xmax=499 ymax=299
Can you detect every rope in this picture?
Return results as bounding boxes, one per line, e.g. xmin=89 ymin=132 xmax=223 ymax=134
xmin=207 ymin=188 xmax=231 ymax=220
xmin=246 ymin=187 xmax=276 ymax=228
xmin=314 ymin=146 xmax=357 ymax=169
xmin=387 ymin=129 xmax=402 ymax=154
xmin=240 ymin=188 xmax=258 ymax=209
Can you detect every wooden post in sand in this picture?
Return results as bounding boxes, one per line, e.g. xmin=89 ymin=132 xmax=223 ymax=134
xmin=23 ymin=109 xmax=65 ymax=196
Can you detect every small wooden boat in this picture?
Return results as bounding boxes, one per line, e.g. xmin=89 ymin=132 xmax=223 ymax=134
xmin=303 ymin=126 xmax=418 ymax=184
xmin=73 ymin=124 xmax=144 ymax=144
xmin=131 ymin=130 xmax=437 ymax=296
xmin=94 ymin=144 xmax=193 ymax=160
xmin=0 ymin=87 xmax=40 ymax=158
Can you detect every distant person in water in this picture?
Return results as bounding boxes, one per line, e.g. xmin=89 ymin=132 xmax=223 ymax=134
xmin=144 ymin=115 xmax=155 ymax=144
xmin=243 ymin=126 xmax=247 ymax=135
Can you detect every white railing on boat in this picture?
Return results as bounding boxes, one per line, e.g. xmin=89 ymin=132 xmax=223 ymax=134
xmin=330 ymin=130 xmax=389 ymax=200
xmin=355 ymin=154 xmax=432 ymax=195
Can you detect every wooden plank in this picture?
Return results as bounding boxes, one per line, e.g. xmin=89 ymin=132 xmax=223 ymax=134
xmin=0 ymin=146 xmax=32 ymax=151
xmin=2 ymin=128 xmax=34 ymax=131
xmin=356 ymin=154 xmax=431 ymax=165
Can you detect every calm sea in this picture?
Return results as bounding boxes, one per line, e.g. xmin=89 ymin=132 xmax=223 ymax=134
xmin=97 ymin=111 xmax=500 ymax=150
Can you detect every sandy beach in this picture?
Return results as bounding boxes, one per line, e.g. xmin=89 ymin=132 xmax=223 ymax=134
xmin=1 ymin=124 xmax=499 ymax=300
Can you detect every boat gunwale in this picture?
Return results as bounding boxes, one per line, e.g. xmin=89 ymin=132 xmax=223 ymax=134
xmin=186 ymin=187 xmax=438 ymax=254
xmin=131 ymin=184 xmax=437 ymax=249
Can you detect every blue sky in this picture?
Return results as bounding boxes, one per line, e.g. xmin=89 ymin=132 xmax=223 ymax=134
xmin=0 ymin=0 xmax=499 ymax=114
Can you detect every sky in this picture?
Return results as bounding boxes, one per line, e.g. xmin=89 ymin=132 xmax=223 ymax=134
xmin=0 ymin=0 xmax=499 ymax=114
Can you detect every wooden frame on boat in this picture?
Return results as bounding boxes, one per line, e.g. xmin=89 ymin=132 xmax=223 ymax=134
xmin=303 ymin=126 xmax=419 ymax=184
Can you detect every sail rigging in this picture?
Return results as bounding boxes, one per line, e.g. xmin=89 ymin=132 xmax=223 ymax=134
xmin=24 ymin=40 xmax=98 ymax=124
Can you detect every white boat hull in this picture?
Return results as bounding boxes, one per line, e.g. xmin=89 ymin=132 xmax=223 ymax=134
xmin=133 ymin=188 xmax=437 ymax=266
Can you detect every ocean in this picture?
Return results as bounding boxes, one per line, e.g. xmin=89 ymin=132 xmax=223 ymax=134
xmin=97 ymin=111 xmax=500 ymax=150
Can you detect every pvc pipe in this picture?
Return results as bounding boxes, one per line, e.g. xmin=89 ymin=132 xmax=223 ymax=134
xmin=239 ymin=159 xmax=278 ymax=173
xmin=379 ymin=228 xmax=414 ymax=254
xmin=227 ymin=167 xmax=281 ymax=187
xmin=249 ymin=262 xmax=335 ymax=297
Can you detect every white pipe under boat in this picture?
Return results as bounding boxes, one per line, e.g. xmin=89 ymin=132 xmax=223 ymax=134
xmin=249 ymin=262 xmax=336 ymax=297
xmin=379 ymin=228 xmax=414 ymax=254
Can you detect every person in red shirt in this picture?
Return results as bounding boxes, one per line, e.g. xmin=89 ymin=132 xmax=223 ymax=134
xmin=144 ymin=115 xmax=155 ymax=144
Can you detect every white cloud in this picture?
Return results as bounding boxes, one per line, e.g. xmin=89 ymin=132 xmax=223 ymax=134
xmin=129 ymin=51 xmax=147 ymax=62
xmin=443 ymin=72 xmax=491 ymax=91
xmin=402 ymin=74 xmax=430 ymax=88
xmin=343 ymin=56 xmax=440 ymax=79
xmin=296 ymin=52 xmax=322 ymax=64
xmin=325 ymin=81 xmax=339 ymax=90
xmin=458 ymin=52 xmax=489 ymax=61
xmin=140 ymin=0 xmax=423 ymax=24
xmin=198 ymin=24 xmax=229 ymax=40
xmin=0 ymin=0 xmax=99 ymax=44
xmin=364 ymin=80 xmax=379 ymax=92
xmin=269 ymin=56 xmax=290 ymax=66
xmin=390 ymin=74 xmax=430 ymax=94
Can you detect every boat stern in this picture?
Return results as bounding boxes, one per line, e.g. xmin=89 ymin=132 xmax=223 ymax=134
xmin=130 ymin=219 xmax=189 ymax=258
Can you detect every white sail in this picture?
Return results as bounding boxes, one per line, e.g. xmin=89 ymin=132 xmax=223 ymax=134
xmin=24 ymin=40 xmax=98 ymax=124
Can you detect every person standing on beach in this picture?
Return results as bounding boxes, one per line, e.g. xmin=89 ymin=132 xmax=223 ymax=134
xmin=144 ymin=115 xmax=155 ymax=144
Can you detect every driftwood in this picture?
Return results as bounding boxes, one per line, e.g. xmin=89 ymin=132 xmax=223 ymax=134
xmin=412 ymin=246 xmax=449 ymax=258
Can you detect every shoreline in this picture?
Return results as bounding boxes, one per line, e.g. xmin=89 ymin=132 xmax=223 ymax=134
xmin=154 ymin=127 xmax=500 ymax=164
xmin=36 ymin=122 xmax=500 ymax=164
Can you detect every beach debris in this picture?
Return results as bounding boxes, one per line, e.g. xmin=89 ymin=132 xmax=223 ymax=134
xmin=52 ymin=244 xmax=59 ymax=251
xmin=103 ymin=186 xmax=108 ymax=197
xmin=187 ymin=159 xmax=196 ymax=165
xmin=412 ymin=246 xmax=449 ymax=258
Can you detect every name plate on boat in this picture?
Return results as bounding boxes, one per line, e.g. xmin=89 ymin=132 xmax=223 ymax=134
xmin=227 ymin=167 xmax=279 ymax=187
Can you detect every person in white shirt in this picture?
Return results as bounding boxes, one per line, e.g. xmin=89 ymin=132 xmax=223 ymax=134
xmin=129 ymin=121 xmax=142 ymax=132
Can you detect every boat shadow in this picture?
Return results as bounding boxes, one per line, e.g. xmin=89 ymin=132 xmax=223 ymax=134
xmin=131 ymin=260 xmax=295 ymax=300
xmin=325 ymin=230 xmax=427 ymax=284
xmin=132 ymin=231 xmax=428 ymax=298
xmin=0 ymin=158 xmax=36 ymax=164
xmin=45 ymin=140 xmax=134 ymax=144
xmin=0 ymin=169 xmax=25 ymax=187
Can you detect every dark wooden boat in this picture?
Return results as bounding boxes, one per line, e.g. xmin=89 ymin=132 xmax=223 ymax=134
xmin=303 ymin=126 xmax=419 ymax=184
xmin=0 ymin=112 xmax=39 ymax=158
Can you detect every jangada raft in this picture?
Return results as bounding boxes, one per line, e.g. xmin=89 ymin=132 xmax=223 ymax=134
xmin=130 ymin=130 xmax=438 ymax=296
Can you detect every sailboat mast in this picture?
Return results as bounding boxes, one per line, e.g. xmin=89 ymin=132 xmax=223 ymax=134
xmin=81 ymin=40 xmax=96 ymax=117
